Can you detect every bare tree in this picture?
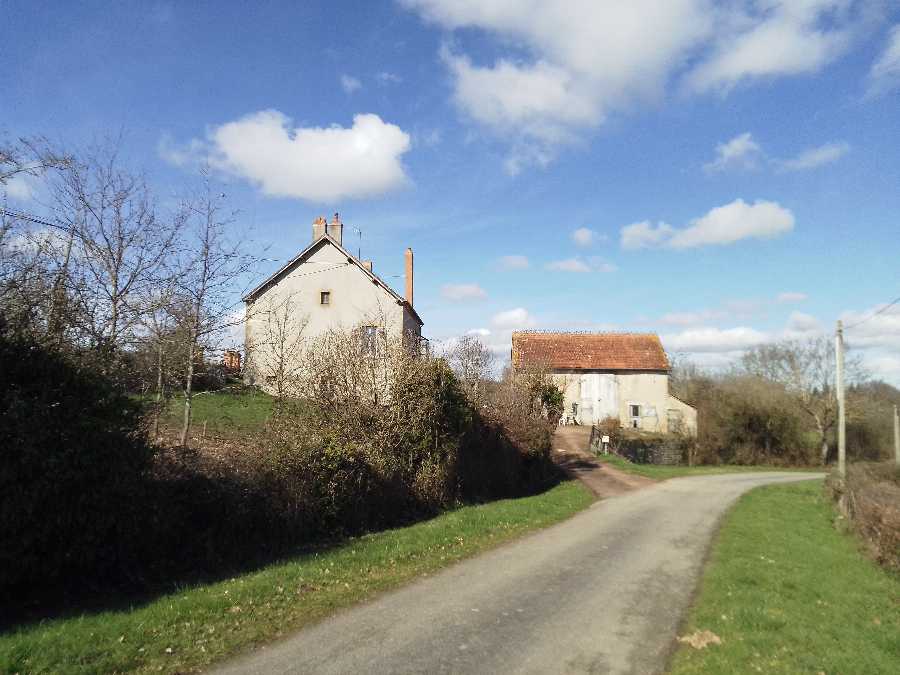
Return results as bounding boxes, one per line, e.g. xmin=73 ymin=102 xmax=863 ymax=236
xmin=174 ymin=176 xmax=256 ymax=447
xmin=0 ymin=135 xmax=70 ymax=186
xmin=46 ymin=141 xmax=180 ymax=355
xmin=445 ymin=335 xmax=494 ymax=405
xmin=248 ymin=292 xmax=309 ymax=402
xmin=742 ymin=337 xmax=865 ymax=464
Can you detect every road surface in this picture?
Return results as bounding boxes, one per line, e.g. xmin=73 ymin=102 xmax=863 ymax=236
xmin=214 ymin=471 xmax=822 ymax=675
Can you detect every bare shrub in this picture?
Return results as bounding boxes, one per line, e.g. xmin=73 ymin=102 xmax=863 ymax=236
xmin=827 ymin=462 xmax=900 ymax=572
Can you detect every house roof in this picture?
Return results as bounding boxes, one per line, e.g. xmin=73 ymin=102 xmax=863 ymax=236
xmin=242 ymin=234 xmax=424 ymax=326
xmin=511 ymin=331 xmax=669 ymax=372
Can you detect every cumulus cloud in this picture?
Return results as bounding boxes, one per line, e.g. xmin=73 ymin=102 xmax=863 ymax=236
xmin=403 ymin=1 xmax=872 ymax=170
xmin=784 ymin=311 xmax=824 ymax=339
xmin=776 ymin=141 xmax=850 ymax=171
xmin=545 ymin=256 xmax=616 ymax=273
xmin=545 ymin=257 xmax=591 ymax=273
xmin=467 ymin=328 xmax=491 ymax=337
xmin=340 ymin=74 xmax=362 ymax=93
xmin=441 ymin=283 xmax=487 ymax=301
xmin=686 ymin=0 xmax=857 ymax=93
xmin=704 ymin=132 xmax=762 ymax=172
xmin=777 ymin=291 xmax=808 ymax=303
xmin=571 ymin=227 xmax=597 ymax=246
xmin=662 ymin=326 xmax=770 ymax=353
xmin=497 ymin=254 xmax=529 ymax=270
xmin=377 ymin=71 xmax=403 ymax=84
xmin=2 ymin=175 xmax=35 ymax=201
xmin=161 ymin=110 xmax=412 ymax=202
xmin=621 ymin=199 xmax=794 ymax=250
xmin=867 ymin=24 xmax=900 ymax=97
xmin=492 ymin=307 xmax=536 ymax=330
xmin=620 ymin=221 xmax=676 ymax=250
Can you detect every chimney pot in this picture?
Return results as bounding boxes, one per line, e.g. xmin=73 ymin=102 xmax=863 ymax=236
xmin=404 ymin=247 xmax=414 ymax=308
xmin=312 ymin=216 xmax=327 ymax=241
xmin=362 ymin=260 xmax=373 ymax=273
xmin=328 ymin=212 xmax=343 ymax=246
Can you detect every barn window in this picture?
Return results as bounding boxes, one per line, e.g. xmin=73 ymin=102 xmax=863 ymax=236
xmin=629 ymin=404 xmax=641 ymax=429
xmin=320 ymin=291 xmax=331 ymax=305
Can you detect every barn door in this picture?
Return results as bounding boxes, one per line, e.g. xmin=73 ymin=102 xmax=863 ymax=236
xmin=579 ymin=375 xmax=594 ymax=425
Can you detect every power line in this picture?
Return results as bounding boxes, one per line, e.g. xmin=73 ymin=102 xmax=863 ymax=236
xmin=0 ymin=207 xmax=67 ymax=232
xmin=843 ymin=294 xmax=900 ymax=330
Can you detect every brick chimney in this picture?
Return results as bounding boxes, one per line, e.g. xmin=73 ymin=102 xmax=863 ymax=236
xmin=328 ymin=212 xmax=343 ymax=246
xmin=312 ymin=215 xmax=326 ymax=241
xmin=404 ymin=247 xmax=414 ymax=307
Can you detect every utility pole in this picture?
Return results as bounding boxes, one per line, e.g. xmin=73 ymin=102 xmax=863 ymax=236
xmin=835 ymin=320 xmax=846 ymax=480
xmin=894 ymin=404 xmax=899 ymax=468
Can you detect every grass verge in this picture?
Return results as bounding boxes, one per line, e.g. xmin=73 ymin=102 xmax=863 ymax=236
xmin=669 ymin=480 xmax=900 ymax=674
xmin=0 ymin=480 xmax=592 ymax=674
xmin=600 ymin=453 xmax=814 ymax=480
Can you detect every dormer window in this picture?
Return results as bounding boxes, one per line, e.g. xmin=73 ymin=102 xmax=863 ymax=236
xmin=320 ymin=291 xmax=331 ymax=305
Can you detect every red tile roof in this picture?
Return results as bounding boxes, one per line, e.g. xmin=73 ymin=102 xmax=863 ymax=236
xmin=511 ymin=331 xmax=670 ymax=372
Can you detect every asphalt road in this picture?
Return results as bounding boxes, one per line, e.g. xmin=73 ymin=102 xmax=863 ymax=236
xmin=214 ymin=471 xmax=822 ymax=675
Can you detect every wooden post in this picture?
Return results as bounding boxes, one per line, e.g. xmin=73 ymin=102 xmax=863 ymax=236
xmin=835 ymin=320 xmax=846 ymax=481
xmin=894 ymin=404 xmax=899 ymax=468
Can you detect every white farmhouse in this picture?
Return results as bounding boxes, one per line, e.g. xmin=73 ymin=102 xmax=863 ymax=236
xmin=242 ymin=214 xmax=424 ymax=388
xmin=511 ymin=331 xmax=697 ymax=434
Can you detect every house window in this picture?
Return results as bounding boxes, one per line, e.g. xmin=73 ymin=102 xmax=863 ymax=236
xmin=320 ymin=291 xmax=331 ymax=305
xmin=361 ymin=325 xmax=378 ymax=355
xmin=629 ymin=404 xmax=641 ymax=429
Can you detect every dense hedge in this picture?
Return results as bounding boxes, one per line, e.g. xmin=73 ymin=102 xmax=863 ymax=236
xmin=827 ymin=462 xmax=900 ymax=573
xmin=1 ymin=335 xmax=557 ymax=613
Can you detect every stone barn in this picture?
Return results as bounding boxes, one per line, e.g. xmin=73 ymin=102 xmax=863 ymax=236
xmin=511 ymin=331 xmax=697 ymax=434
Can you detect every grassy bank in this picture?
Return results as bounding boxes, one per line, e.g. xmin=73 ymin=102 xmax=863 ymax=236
xmin=600 ymin=453 xmax=814 ymax=480
xmin=160 ymin=388 xmax=273 ymax=434
xmin=669 ymin=480 xmax=900 ymax=674
xmin=0 ymin=480 xmax=592 ymax=674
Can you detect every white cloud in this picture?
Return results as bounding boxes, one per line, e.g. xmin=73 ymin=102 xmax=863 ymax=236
xmin=340 ymin=74 xmax=362 ymax=93
xmin=662 ymin=326 xmax=770 ymax=353
xmin=571 ymin=227 xmax=596 ymax=246
xmin=686 ymin=0 xmax=857 ymax=93
xmin=546 ymin=257 xmax=591 ymax=273
xmin=492 ymin=307 xmax=536 ymax=329
xmin=621 ymin=199 xmax=794 ymax=250
xmin=403 ymin=1 xmax=872 ymax=171
xmin=377 ymin=71 xmax=403 ymax=84
xmin=441 ymin=283 xmax=487 ymax=301
xmin=784 ymin=311 xmax=824 ymax=339
xmin=3 ymin=175 xmax=35 ymax=201
xmin=867 ymin=24 xmax=900 ymax=97
xmin=776 ymin=141 xmax=850 ymax=171
xmin=163 ymin=110 xmax=411 ymax=202
xmin=777 ymin=291 xmax=808 ymax=303
xmin=704 ymin=132 xmax=762 ymax=172
xmin=498 ymin=254 xmax=529 ymax=270
xmin=467 ymin=328 xmax=491 ymax=337
xmin=620 ymin=221 xmax=676 ymax=250
xmin=840 ymin=302 xmax=900 ymax=351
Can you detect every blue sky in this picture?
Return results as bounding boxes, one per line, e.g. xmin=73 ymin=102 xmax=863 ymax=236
xmin=3 ymin=1 xmax=899 ymax=380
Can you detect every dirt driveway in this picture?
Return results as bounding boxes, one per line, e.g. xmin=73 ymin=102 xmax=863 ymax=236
xmin=552 ymin=425 xmax=655 ymax=497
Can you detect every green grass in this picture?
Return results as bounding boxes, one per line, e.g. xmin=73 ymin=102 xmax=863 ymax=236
xmin=161 ymin=388 xmax=274 ymax=434
xmin=0 ymin=481 xmax=593 ymax=674
xmin=600 ymin=453 xmax=815 ymax=480
xmin=669 ymin=480 xmax=900 ymax=674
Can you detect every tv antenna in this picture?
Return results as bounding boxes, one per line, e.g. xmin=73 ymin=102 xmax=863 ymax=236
xmin=353 ymin=226 xmax=363 ymax=259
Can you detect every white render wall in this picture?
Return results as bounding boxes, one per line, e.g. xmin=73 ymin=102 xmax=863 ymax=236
xmin=244 ymin=239 xmax=419 ymax=386
xmin=551 ymin=370 xmax=697 ymax=435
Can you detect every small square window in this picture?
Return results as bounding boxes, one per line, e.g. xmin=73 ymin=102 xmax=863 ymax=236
xmin=629 ymin=404 xmax=641 ymax=418
xmin=361 ymin=325 xmax=378 ymax=355
xmin=320 ymin=291 xmax=331 ymax=305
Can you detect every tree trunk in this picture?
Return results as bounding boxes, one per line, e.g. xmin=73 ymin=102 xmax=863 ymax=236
xmin=821 ymin=440 xmax=829 ymax=465
xmin=180 ymin=338 xmax=195 ymax=448
xmin=152 ymin=341 xmax=164 ymax=439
